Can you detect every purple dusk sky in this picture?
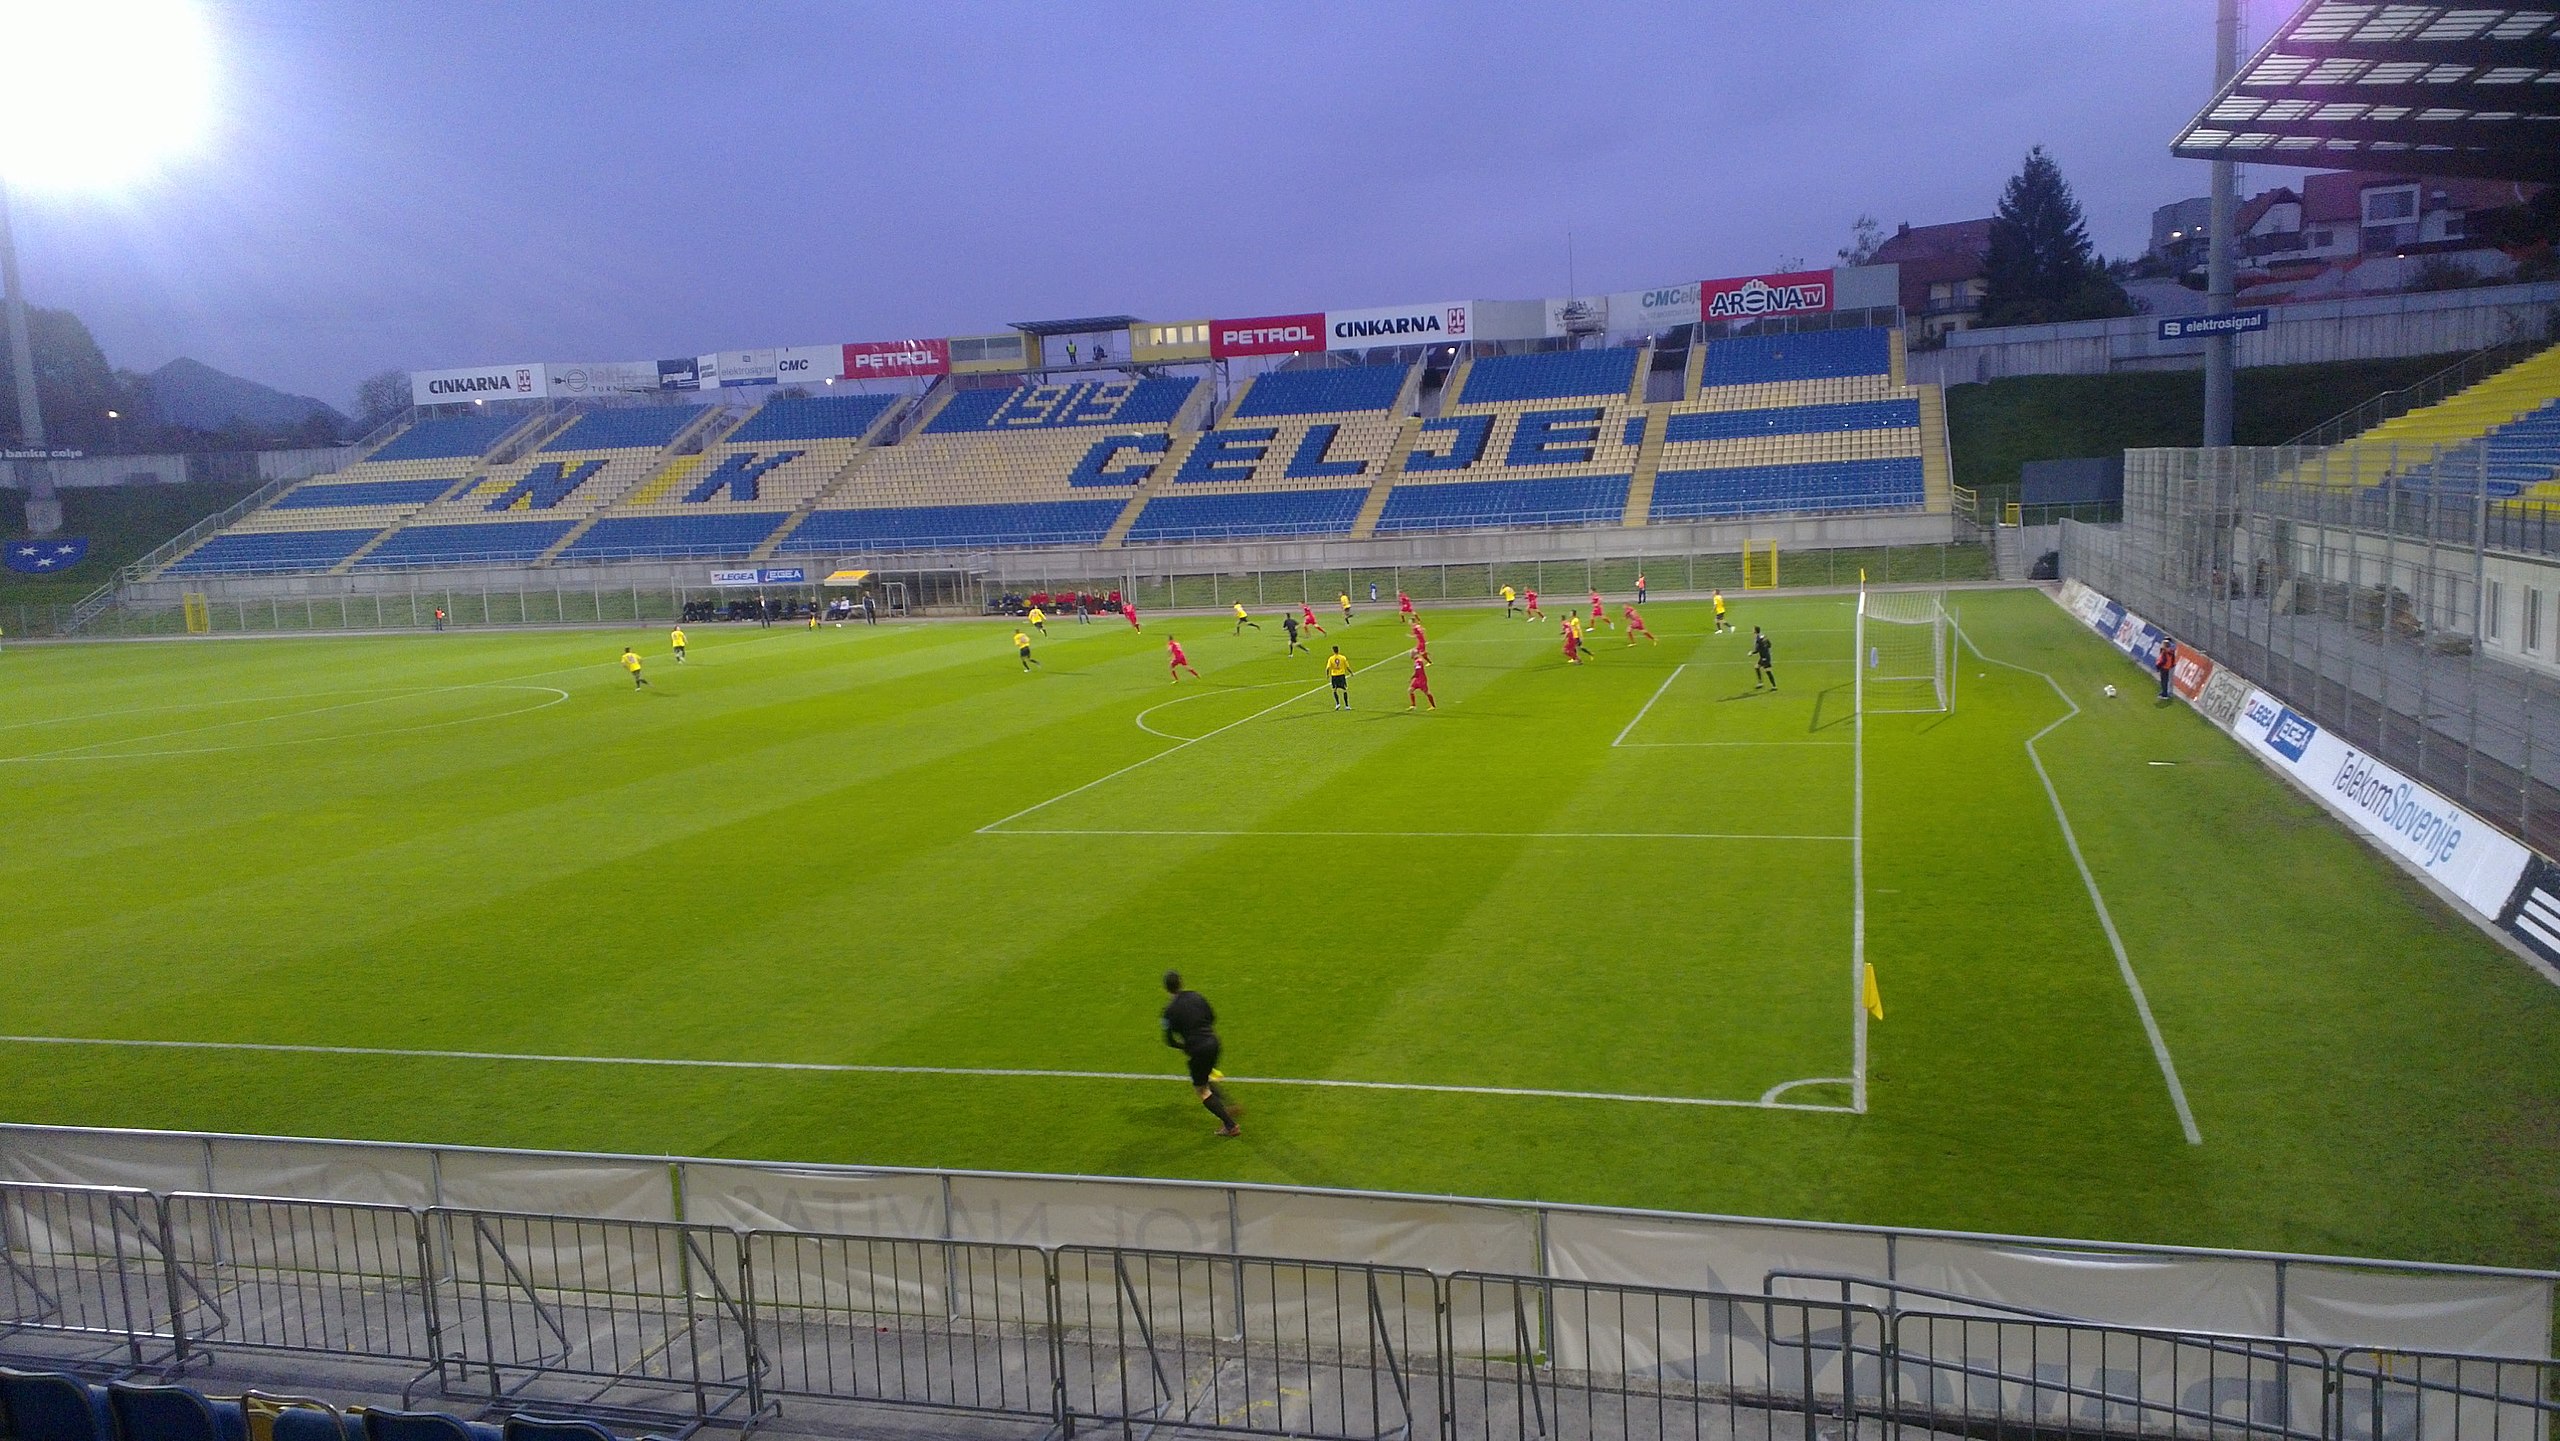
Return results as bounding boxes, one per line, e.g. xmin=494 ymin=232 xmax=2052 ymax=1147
xmin=8 ymin=0 xmax=2299 ymax=408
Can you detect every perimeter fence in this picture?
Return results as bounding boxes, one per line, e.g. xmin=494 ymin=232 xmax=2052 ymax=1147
xmin=4 ymin=1172 xmax=2556 ymax=1441
xmin=2062 ymin=446 xmax=2560 ymax=854
xmin=26 ymin=541 xmax=1991 ymax=640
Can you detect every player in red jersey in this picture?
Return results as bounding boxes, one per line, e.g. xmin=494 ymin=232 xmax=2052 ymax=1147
xmin=1166 ymin=635 xmax=1199 ymax=682
xmin=1589 ymin=591 xmax=1611 ymax=629
xmin=1409 ymin=620 xmax=1429 ymax=666
xmin=1397 ymin=590 xmax=1416 ymax=624
xmin=1300 ymin=602 xmax=1326 ymax=635
xmin=1623 ymin=604 xmax=1658 ymax=645
xmin=1524 ymin=589 xmax=1544 ymax=621
xmin=1123 ymin=600 xmax=1142 ymax=631
xmin=1406 ymin=651 xmax=1437 ymax=710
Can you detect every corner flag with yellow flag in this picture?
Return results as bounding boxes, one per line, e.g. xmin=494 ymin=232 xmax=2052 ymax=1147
xmin=1862 ymin=964 xmax=1884 ymax=1021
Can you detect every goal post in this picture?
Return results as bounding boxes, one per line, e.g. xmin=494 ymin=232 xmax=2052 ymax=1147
xmin=1741 ymin=541 xmax=1779 ymax=590
xmin=1858 ymin=587 xmax=1950 ymax=714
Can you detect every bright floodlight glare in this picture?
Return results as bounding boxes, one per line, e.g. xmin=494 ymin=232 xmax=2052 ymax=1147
xmin=0 ymin=0 xmax=216 ymax=191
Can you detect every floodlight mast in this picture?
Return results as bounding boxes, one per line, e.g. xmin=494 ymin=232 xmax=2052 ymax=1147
xmin=2202 ymin=0 xmax=2239 ymax=448
xmin=0 ymin=178 xmax=58 ymax=536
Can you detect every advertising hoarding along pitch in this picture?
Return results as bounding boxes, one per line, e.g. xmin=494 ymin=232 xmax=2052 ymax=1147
xmin=1211 ymin=313 xmax=1325 ymax=359
xmin=412 ymin=364 xmax=546 ymax=406
xmin=1324 ymin=301 xmax=1472 ymax=348
xmin=1698 ymin=269 xmax=1833 ymax=321
xmin=841 ymin=338 xmax=951 ymax=378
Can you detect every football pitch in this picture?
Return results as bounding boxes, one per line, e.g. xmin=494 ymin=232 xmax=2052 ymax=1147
xmin=4 ymin=586 xmax=2559 ymax=1269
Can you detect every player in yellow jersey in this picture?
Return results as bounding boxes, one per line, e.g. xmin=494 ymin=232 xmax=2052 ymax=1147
xmin=669 ymin=626 xmax=687 ymax=662
xmin=621 ymin=647 xmax=650 ymax=689
xmin=1232 ymin=602 xmax=1260 ymax=635
xmin=1323 ymin=646 xmax=1352 ymax=710
xmin=1712 ymin=588 xmax=1732 ymax=634
xmin=1500 ymin=584 xmax=1517 ymax=618
xmin=1014 ymin=629 xmax=1040 ymax=671
xmin=1026 ymin=604 xmax=1047 ymax=635
xmin=1339 ymin=592 xmax=1354 ymax=624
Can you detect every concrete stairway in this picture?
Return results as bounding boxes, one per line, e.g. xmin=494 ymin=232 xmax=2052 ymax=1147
xmin=1622 ymin=410 xmax=1666 ymax=527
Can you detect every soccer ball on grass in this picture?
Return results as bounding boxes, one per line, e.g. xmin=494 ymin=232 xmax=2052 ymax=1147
xmin=2102 ymin=684 xmax=2118 ymax=698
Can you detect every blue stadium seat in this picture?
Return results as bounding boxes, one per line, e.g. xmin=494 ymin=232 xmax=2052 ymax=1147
xmin=1125 ymin=488 xmax=1369 ymax=543
xmin=558 ymin=513 xmax=791 ymax=560
xmin=682 ymin=451 xmax=803 ymax=503
xmin=779 ymin=500 xmax=1127 ymax=553
xmin=105 ymin=1384 xmax=248 ymax=1441
xmin=358 ymin=1410 xmax=500 ymax=1441
xmin=0 ymin=1368 xmax=114 ymax=1441
xmin=2399 ymin=399 xmax=2560 ymax=495
xmin=1233 ymin=365 xmax=1408 ymax=418
xmin=270 ymin=1407 xmax=361 ymax=1441
xmin=540 ymin=406 xmax=705 ymax=452
xmin=480 ymin=460 xmax=604 ymax=511
xmin=272 ymin=478 xmax=464 ymax=509
xmin=924 ymin=379 xmax=1195 ymax=433
xmin=1649 ymin=458 xmax=1924 ymax=519
xmin=1698 ymin=329 xmax=1892 ymax=386
xmin=725 ymin=393 xmax=895 ymax=444
xmin=164 ymin=529 xmax=382 ymax=576
xmin=1374 ymin=476 xmax=1630 ymax=533
xmin=1460 ymin=349 xmax=1640 ymax=403
xmin=1663 ymin=399 xmax=1920 ymax=442
xmin=367 ymin=414 xmax=520 ymax=463
xmin=355 ymin=521 xmax=576 ymax=568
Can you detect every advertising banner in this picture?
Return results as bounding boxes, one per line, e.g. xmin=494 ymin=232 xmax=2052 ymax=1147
xmin=1607 ymin=283 xmax=1701 ymax=331
xmin=2498 ymin=856 xmax=2560 ymax=966
xmin=543 ymin=361 xmax=661 ymax=398
xmin=2169 ymin=645 xmax=2215 ymax=702
xmin=656 ymin=358 xmax=700 ymax=391
xmin=774 ymin=345 xmax=842 ymax=386
xmin=2195 ymin=666 xmax=2251 ymax=730
xmin=412 ymin=364 xmax=546 ymax=406
xmin=2232 ymin=688 xmax=2530 ymax=917
xmin=1324 ymin=301 xmax=1472 ymax=348
xmin=1698 ymin=269 xmax=1834 ymax=322
xmin=701 ymin=349 xmax=779 ymax=389
xmin=709 ymin=568 xmax=760 ymax=588
xmin=758 ymin=566 xmax=806 ymax=584
xmin=841 ymin=338 xmax=951 ymax=379
xmin=1211 ymin=313 xmax=1326 ymax=359
xmin=1543 ymin=295 xmax=1610 ymax=338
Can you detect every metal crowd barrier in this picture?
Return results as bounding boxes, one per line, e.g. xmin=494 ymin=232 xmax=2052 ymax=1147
xmin=4 ymin=1182 xmax=2555 ymax=1441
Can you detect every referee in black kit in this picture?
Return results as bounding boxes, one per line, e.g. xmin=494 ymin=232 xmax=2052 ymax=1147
xmin=1160 ymin=971 xmax=1241 ymax=1136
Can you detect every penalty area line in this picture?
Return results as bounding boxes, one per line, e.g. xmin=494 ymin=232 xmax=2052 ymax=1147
xmin=0 ymin=1035 xmax=1857 ymax=1113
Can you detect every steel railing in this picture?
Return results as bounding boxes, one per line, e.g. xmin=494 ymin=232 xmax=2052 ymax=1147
xmin=6 ymin=1181 xmax=2554 ymax=1441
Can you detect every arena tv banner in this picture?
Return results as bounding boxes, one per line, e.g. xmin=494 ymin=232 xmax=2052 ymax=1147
xmin=1698 ymin=269 xmax=1833 ymax=322
xmin=412 ymin=364 xmax=546 ymax=406
xmin=1325 ymin=301 xmax=1472 ymax=347
xmin=2232 ymin=688 xmax=2530 ymax=918
xmin=841 ymin=338 xmax=951 ymax=379
xmin=1211 ymin=313 xmax=1325 ymax=359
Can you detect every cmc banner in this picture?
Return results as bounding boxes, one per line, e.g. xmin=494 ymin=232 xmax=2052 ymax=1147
xmin=1325 ymin=301 xmax=1472 ymax=347
xmin=775 ymin=345 xmax=843 ymax=385
xmin=1608 ymin=283 xmax=1701 ymax=330
xmin=1699 ymin=269 xmax=1833 ymax=322
xmin=412 ymin=364 xmax=545 ymax=405
xmin=1212 ymin=313 xmax=1325 ymax=358
xmin=842 ymin=338 xmax=950 ymax=379
xmin=2232 ymin=687 xmax=2530 ymax=918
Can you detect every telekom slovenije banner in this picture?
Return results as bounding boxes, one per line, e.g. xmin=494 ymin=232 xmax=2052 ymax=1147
xmin=1698 ymin=269 xmax=1833 ymax=321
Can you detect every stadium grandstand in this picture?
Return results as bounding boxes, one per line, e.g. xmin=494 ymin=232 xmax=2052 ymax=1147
xmin=140 ymin=321 xmax=1954 ymax=584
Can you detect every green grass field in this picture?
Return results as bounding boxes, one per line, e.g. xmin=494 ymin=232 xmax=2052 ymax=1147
xmin=4 ymin=586 xmax=2558 ymax=1269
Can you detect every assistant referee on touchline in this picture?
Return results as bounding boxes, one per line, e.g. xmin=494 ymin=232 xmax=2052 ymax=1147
xmin=1161 ymin=972 xmax=1241 ymax=1136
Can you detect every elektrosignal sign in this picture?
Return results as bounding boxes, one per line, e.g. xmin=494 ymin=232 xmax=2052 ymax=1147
xmin=2159 ymin=309 xmax=2268 ymax=341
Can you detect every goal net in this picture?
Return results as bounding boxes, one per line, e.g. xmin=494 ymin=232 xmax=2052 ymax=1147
xmin=1858 ymin=589 xmax=1949 ymax=714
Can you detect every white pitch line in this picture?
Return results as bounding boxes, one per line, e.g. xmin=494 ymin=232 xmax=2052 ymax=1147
xmin=978 ymin=649 xmax=1409 ymax=834
xmin=984 ymin=828 xmax=1853 ymax=841
xmin=0 ymin=1036 xmax=1858 ymax=1113
xmin=1612 ymin=664 xmax=1686 ymax=747
xmin=1615 ymin=741 xmax=1850 ymax=748
xmin=1958 ymin=623 xmax=2203 ymax=1146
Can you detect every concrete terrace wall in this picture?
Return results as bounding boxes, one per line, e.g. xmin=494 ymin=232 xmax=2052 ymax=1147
xmin=1909 ymin=281 xmax=2560 ymax=385
xmin=121 ymin=509 xmax=1956 ymax=607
